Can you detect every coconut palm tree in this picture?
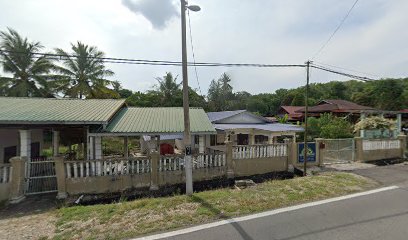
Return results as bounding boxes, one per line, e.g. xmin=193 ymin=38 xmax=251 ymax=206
xmin=0 ymin=28 xmax=54 ymax=97
xmin=154 ymin=72 xmax=181 ymax=104
xmin=53 ymin=42 xmax=116 ymax=99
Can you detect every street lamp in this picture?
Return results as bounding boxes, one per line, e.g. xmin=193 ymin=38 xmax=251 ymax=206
xmin=181 ymin=0 xmax=200 ymax=196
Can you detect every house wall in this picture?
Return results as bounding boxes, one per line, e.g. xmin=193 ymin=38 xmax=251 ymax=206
xmin=0 ymin=129 xmax=44 ymax=163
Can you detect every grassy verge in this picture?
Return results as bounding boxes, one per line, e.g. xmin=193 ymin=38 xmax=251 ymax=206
xmin=54 ymin=172 xmax=377 ymax=240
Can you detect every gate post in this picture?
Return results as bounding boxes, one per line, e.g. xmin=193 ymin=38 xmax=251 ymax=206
xmin=354 ymin=137 xmax=364 ymax=162
xmin=398 ymin=134 xmax=407 ymax=159
xmin=315 ymin=138 xmax=324 ymax=166
xmin=150 ymin=151 xmax=159 ymax=190
xmin=225 ymin=141 xmax=234 ymax=178
xmin=9 ymin=156 xmax=26 ymax=204
xmin=54 ymin=156 xmax=67 ymax=199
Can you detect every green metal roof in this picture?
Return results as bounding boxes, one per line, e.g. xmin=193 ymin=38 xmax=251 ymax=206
xmin=0 ymin=97 xmax=126 ymax=124
xmin=104 ymin=107 xmax=216 ymax=135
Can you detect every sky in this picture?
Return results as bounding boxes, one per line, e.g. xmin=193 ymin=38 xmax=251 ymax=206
xmin=0 ymin=0 xmax=407 ymax=95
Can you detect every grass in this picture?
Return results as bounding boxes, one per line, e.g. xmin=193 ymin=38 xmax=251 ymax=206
xmin=52 ymin=172 xmax=377 ymax=240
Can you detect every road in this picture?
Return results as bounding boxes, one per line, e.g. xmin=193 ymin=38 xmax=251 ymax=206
xmin=136 ymin=164 xmax=408 ymax=240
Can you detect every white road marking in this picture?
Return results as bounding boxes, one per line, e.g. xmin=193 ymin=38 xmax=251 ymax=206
xmin=132 ymin=185 xmax=399 ymax=240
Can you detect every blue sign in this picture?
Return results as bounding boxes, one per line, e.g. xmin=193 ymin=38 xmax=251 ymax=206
xmin=298 ymin=143 xmax=316 ymax=163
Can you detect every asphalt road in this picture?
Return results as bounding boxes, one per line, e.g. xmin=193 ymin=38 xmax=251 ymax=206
xmin=138 ymin=164 xmax=408 ymax=240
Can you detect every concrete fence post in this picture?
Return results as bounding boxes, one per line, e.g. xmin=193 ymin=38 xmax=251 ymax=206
xmin=9 ymin=156 xmax=26 ymax=204
xmin=150 ymin=151 xmax=159 ymax=190
xmin=283 ymin=138 xmax=291 ymax=171
xmin=315 ymin=138 xmax=324 ymax=166
xmin=398 ymin=134 xmax=407 ymax=159
xmin=54 ymin=156 xmax=67 ymax=199
xmin=290 ymin=141 xmax=298 ymax=166
xmin=354 ymin=137 xmax=364 ymax=162
xmin=225 ymin=141 xmax=234 ymax=178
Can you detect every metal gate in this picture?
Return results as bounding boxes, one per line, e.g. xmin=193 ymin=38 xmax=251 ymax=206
xmin=321 ymin=138 xmax=355 ymax=164
xmin=25 ymin=157 xmax=57 ymax=195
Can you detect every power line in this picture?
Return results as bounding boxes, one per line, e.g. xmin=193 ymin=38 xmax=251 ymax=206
xmin=313 ymin=61 xmax=380 ymax=78
xmin=187 ymin=9 xmax=203 ymax=96
xmin=0 ymin=49 xmax=306 ymax=68
xmin=311 ymin=64 xmax=376 ymax=81
xmin=312 ymin=0 xmax=360 ymax=60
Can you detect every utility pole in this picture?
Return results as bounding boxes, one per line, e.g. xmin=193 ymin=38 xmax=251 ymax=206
xmin=181 ymin=0 xmax=193 ymax=195
xmin=303 ymin=60 xmax=311 ymax=176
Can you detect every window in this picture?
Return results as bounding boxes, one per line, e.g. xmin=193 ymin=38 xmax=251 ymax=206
xmin=194 ymin=135 xmax=199 ymax=145
xmin=255 ymin=135 xmax=268 ymax=144
xmin=4 ymin=146 xmax=17 ymax=164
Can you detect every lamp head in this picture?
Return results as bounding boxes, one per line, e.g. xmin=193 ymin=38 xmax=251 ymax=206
xmin=187 ymin=5 xmax=201 ymax=12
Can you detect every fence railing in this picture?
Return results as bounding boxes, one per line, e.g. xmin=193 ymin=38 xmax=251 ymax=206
xmin=159 ymin=153 xmax=226 ymax=172
xmin=363 ymin=139 xmax=400 ymax=151
xmin=233 ymin=144 xmax=288 ymax=159
xmin=65 ymin=157 xmax=151 ymax=178
xmin=0 ymin=164 xmax=12 ymax=184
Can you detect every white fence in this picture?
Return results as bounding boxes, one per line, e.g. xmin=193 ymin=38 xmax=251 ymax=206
xmin=363 ymin=139 xmax=400 ymax=151
xmin=160 ymin=153 xmax=226 ymax=172
xmin=65 ymin=158 xmax=151 ymax=178
xmin=232 ymin=144 xmax=287 ymax=159
xmin=0 ymin=165 xmax=12 ymax=184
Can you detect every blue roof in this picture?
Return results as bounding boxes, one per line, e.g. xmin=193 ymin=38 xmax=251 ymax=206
xmin=213 ymin=123 xmax=304 ymax=132
xmin=207 ymin=110 xmax=247 ymax=122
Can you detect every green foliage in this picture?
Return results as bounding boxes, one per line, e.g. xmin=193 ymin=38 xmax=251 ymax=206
xmin=306 ymin=113 xmax=353 ymax=139
xmin=0 ymin=28 xmax=55 ymax=97
xmin=354 ymin=116 xmax=396 ymax=132
xmin=276 ymin=114 xmax=289 ymax=123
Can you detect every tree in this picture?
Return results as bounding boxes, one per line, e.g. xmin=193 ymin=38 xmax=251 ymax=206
xmin=0 ymin=28 xmax=54 ymax=97
xmin=207 ymin=73 xmax=234 ymax=111
xmin=304 ymin=113 xmax=353 ymax=139
xmin=112 ymin=80 xmax=132 ymax=98
xmin=154 ymin=72 xmax=181 ymax=106
xmin=53 ymin=41 xmax=116 ymax=99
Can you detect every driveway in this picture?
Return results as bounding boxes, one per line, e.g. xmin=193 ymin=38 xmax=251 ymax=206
xmin=351 ymin=162 xmax=408 ymax=187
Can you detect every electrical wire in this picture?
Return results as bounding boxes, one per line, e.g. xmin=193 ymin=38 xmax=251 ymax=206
xmin=312 ymin=0 xmax=360 ymax=60
xmin=311 ymin=64 xmax=376 ymax=81
xmin=187 ymin=9 xmax=203 ymax=96
xmin=312 ymin=61 xmax=380 ymax=78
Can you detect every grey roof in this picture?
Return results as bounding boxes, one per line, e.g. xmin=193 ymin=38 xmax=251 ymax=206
xmin=0 ymin=97 xmax=126 ymax=125
xmin=207 ymin=110 xmax=247 ymax=122
xmin=213 ymin=123 xmax=304 ymax=132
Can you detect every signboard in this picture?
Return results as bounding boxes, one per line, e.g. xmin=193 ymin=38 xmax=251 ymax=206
xmin=298 ymin=143 xmax=316 ymax=163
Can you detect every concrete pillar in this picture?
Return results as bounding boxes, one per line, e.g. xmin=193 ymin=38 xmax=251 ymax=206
xmin=19 ymin=130 xmax=31 ymax=160
xmin=315 ymin=138 xmax=324 ymax=166
xmin=150 ymin=151 xmax=160 ymax=190
xmin=94 ymin=136 xmax=102 ymax=160
xmin=124 ymin=136 xmax=129 ymax=158
xmin=398 ymin=134 xmax=407 ymax=159
xmin=225 ymin=141 xmax=234 ymax=178
xmin=283 ymin=138 xmax=291 ymax=171
xmin=52 ymin=130 xmax=60 ymax=157
xmin=9 ymin=156 xmax=26 ymax=204
xmin=199 ymin=135 xmax=205 ymax=153
xmin=249 ymin=130 xmax=255 ymax=145
xmin=88 ymin=136 xmax=94 ymax=160
xmin=268 ymin=134 xmax=274 ymax=144
xmin=354 ymin=137 xmax=364 ymax=162
xmin=360 ymin=113 xmax=366 ymax=138
xmin=397 ymin=114 xmax=402 ymax=134
xmin=54 ymin=156 xmax=67 ymax=199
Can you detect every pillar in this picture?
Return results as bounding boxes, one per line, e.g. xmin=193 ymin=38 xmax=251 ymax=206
xmin=199 ymin=135 xmax=205 ymax=153
xmin=88 ymin=136 xmax=95 ymax=160
xmin=397 ymin=114 xmax=402 ymax=134
xmin=315 ymin=138 xmax=324 ymax=166
xmin=54 ymin=156 xmax=67 ymax=199
xmin=249 ymin=130 xmax=255 ymax=145
xmin=124 ymin=136 xmax=129 ymax=158
xmin=398 ymin=134 xmax=407 ymax=159
xmin=225 ymin=141 xmax=234 ymax=178
xmin=9 ymin=156 xmax=26 ymax=204
xmin=150 ymin=151 xmax=160 ymax=190
xmin=268 ymin=134 xmax=274 ymax=144
xmin=360 ymin=113 xmax=366 ymax=138
xmin=19 ymin=130 xmax=31 ymax=160
xmin=354 ymin=137 xmax=364 ymax=162
xmin=52 ymin=130 xmax=60 ymax=157
xmin=94 ymin=136 xmax=102 ymax=160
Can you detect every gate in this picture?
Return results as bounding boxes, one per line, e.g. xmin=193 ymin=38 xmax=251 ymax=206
xmin=25 ymin=157 xmax=57 ymax=195
xmin=322 ymin=138 xmax=355 ymax=164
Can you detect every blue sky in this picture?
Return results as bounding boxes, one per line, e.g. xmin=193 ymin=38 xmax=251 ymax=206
xmin=0 ymin=0 xmax=407 ymax=94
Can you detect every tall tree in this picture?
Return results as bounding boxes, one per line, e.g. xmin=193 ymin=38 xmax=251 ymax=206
xmin=53 ymin=41 xmax=116 ymax=99
xmin=207 ymin=73 xmax=234 ymax=111
xmin=154 ymin=72 xmax=181 ymax=105
xmin=0 ymin=28 xmax=54 ymax=97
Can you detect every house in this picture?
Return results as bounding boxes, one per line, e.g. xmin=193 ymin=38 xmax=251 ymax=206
xmin=206 ymin=110 xmax=303 ymax=150
xmin=277 ymin=106 xmax=305 ymax=122
xmin=0 ymin=97 xmax=216 ymax=164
